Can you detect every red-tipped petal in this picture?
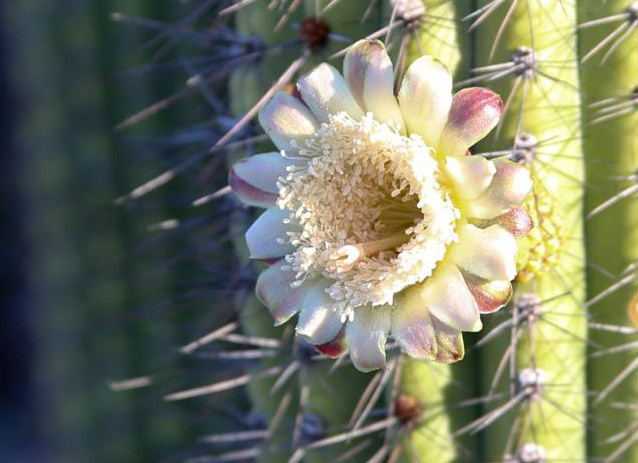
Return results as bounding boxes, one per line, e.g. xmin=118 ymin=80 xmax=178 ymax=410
xmin=463 ymin=271 xmax=513 ymax=314
xmin=315 ymin=329 xmax=347 ymax=358
xmin=439 ymin=87 xmax=503 ymax=157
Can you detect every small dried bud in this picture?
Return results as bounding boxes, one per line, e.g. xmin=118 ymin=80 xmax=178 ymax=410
xmin=395 ymin=394 xmax=421 ymax=424
xmin=300 ymin=17 xmax=330 ymax=50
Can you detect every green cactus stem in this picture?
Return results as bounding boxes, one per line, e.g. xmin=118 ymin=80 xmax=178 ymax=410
xmin=579 ymin=1 xmax=638 ymax=461
xmin=474 ymin=1 xmax=587 ymax=462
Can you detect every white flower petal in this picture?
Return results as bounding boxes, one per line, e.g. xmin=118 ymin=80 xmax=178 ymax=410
xmin=296 ymin=283 xmax=344 ymax=344
xmin=246 ymin=207 xmax=294 ymax=260
xmin=256 ymin=260 xmax=304 ymax=325
xmin=297 ymin=63 xmax=363 ymax=123
xmin=446 ymin=155 xmax=496 ymax=200
xmin=450 ymin=223 xmax=518 ymax=281
xmin=463 ymin=159 xmax=533 ymax=219
xmin=343 ymin=39 xmax=403 ymax=128
xmin=420 ymin=261 xmax=482 ymax=332
xmin=258 ymin=92 xmax=319 ymax=153
xmin=438 ymin=87 xmax=503 ymax=157
xmin=397 ymin=56 xmax=452 ymax=147
xmin=346 ymin=305 xmax=391 ymax=372
xmin=391 ymin=285 xmax=437 ymax=359
xmin=230 ymin=152 xmax=302 ymax=208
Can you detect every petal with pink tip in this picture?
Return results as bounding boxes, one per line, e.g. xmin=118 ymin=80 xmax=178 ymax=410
xmin=431 ymin=316 xmax=464 ymax=363
xmin=258 ymin=92 xmax=319 ymax=153
xmin=297 ymin=63 xmax=363 ymax=123
xmin=462 ymin=271 xmax=513 ymax=314
xmin=421 ymin=261 xmax=482 ymax=332
xmin=315 ymin=328 xmax=347 ymax=358
xmin=397 ymin=56 xmax=452 ymax=147
xmin=230 ymin=152 xmax=301 ymax=207
xmin=229 ymin=168 xmax=278 ymax=208
xmin=245 ymin=207 xmax=294 ymax=260
xmin=343 ymin=39 xmax=403 ymax=128
xmin=450 ymin=223 xmax=518 ymax=281
xmin=463 ymin=159 xmax=533 ymax=219
xmin=495 ymin=207 xmax=533 ymax=237
xmin=438 ymin=87 xmax=503 ymax=157
xmin=446 ymin=155 xmax=496 ymax=200
xmin=346 ymin=305 xmax=391 ymax=372
xmin=391 ymin=285 xmax=437 ymax=360
xmin=296 ymin=283 xmax=344 ymax=345
xmin=256 ymin=260 xmax=303 ymax=325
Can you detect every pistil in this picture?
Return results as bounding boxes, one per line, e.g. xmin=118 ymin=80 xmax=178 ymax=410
xmin=327 ymin=232 xmax=412 ymax=273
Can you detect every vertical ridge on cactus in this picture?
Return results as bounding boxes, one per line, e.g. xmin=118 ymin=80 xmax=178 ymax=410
xmin=580 ymin=1 xmax=638 ymax=462
xmin=474 ymin=1 xmax=587 ymax=462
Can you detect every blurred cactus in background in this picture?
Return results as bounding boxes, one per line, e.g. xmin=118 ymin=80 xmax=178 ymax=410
xmin=4 ymin=0 xmax=638 ymax=462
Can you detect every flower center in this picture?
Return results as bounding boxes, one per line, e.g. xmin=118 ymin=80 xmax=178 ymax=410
xmin=278 ymin=112 xmax=458 ymax=313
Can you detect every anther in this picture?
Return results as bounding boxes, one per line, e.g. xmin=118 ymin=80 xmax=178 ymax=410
xmin=513 ymin=133 xmax=538 ymax=165
xmin=517 ymin=368 xmax=547 ymax=399
xmin=300 ymin=16 xmax=331 ymax=51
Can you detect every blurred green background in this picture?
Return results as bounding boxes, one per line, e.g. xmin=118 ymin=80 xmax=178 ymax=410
xmin=0 ymin=1 xmax=222 ymax=461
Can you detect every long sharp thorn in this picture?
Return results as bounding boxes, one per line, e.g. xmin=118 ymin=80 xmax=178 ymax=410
xmin=164 ymin=366 xmax=282 ymax=401
xmin=270 ymin=361 xmax=300 ymax=395
xmin=180 ymin=321 xmax=239 ymax=354
xmin=587 ymin=184 xmax=638 ymax=218
xmin=586 ymin=272 xmax=637 ymax=308
xmin=352 ymin=360 xmax=396 ymax=433
xmin=594 ymin=355 xmax=638 ymax=405
xmin=580 ymin=21 xmax=629 ymax=63
xmin=219 ymin=0 xmax=262 ymax=17
xmin=199 ymin=429 xmax=269 ymax=444
xmin=601 ymin=21 xmax=638 ymax=64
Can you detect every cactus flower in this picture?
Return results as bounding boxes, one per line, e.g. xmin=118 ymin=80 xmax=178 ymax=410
xmin=230 ymin=39 xmax=533 ymax=371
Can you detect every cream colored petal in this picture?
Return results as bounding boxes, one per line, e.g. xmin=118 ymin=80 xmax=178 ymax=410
xmin=346 ymin=305 xmax=391 ymax=372
xmin=245 ymin=207 xmax=294 ymax=259
xmin=258 ymin=92 xmax=319 ymax=153
xmin=438 ymin=87 xmax=503 ymax=157
xmin=296 ymin=282 xmax=344 ymax=345
xmin=397 ymin=56 xmax=452 ymax=147
xmin=391 ymin=285 xmax=437 ymax=360
xmin=431 ymin=316 xmax=464 ymax=363
xmin=230 ymin=152 xmax=301 ymax=208
xmin=446 ymin=155 xmax=496 ymax=200
xmin=256 ymin=260 xmax=303 ymax=325
xmin=450 ymin=223 xmax=518 ymax=281
xmin=343 ymin=39 xmax=403 ymax=128
xmin=297 ymin=63 xmax=363 ymax=123
xmin=463 ymin=159 xmax=533 ymax=219
xmin=421 ymin=261 xmax=482 ymax=332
